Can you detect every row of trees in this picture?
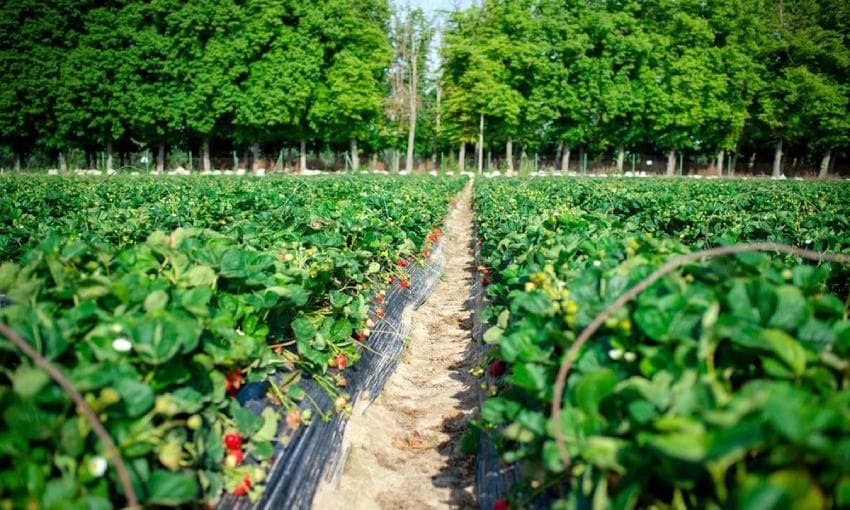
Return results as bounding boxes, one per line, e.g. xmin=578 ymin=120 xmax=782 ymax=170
xmin=440 ymin=0 xmax=850 ymax=177
xmin=0 ymin=0 xmax=398 ymax=172
xmin=1 ymin=0 xmax=849 ymax=176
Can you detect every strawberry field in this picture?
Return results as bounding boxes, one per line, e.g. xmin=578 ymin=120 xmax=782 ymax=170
xmin=0 ymin=175 xmax=465 ymax=508
xmin=474 ymin=178 xmax=850 ymax=509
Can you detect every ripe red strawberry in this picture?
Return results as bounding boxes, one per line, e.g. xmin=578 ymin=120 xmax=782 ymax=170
xmin=224 ymin=369 xmax=244 ymax=397
xmin=225 ymin=448 xmax=244 ymax=467
xmin=482 ymin=277 xmax=490 ymax=287
xmin=376 ymin=309 xmax=385 ymax=319
xmin=400 ymin=279 xmax=410 ymax=289
xmin=422 ymin=247 xmax=430 ymax=257
xmin=397 ymin=258 xmax=409 ymax=267
xmin=224 ymin=433 xmax=242 ymax=449
xmin=354 ymin=330 xmax=365 ymax=342
xmin=493 ymin=499 xmax=509 ymax=510
xmin=375 ymin=294 xmax=384 ymax=305
xmin=232 ymin=476 xmax=251 ymax=496
xmin=335 ymin=354 xmax=348 ymax=370
xmin=489 ymin=360 xmax=507 ymax=377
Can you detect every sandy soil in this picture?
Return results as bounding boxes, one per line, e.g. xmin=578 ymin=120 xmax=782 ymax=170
xmin=312 ymin=183 xmax=479 ymax=510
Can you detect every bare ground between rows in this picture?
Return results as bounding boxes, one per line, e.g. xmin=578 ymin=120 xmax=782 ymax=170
xmin=312 ymin=183 xmax=479 ymax=509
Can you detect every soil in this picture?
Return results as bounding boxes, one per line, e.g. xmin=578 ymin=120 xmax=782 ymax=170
xmin=312 ymin=183 xmax=479 ymax=510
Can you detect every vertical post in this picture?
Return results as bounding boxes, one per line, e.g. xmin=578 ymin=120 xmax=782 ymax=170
xmin=487 ymin=150 xmax=492 ymax=173
xmin=631 ymin=153 xmax=636 ymax=173
xmin=583 ymin=151 xmax=588 ymax=174
xmin=678 ymin=152 xmax=683 ymax=176
xmin=189 ymin=151 xmax=193 ymax=171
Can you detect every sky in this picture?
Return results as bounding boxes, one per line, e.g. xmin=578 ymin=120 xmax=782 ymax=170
xmin=396 ymin=0 xmax=472 ymax=15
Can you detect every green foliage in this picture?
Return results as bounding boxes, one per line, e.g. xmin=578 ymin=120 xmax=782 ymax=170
xmin=475 ymin=177 xmax=850 ymax=507
xmin=0 ymin=174 xmax=466 ymax=507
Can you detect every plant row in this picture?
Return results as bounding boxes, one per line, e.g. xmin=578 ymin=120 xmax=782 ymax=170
xmin=0 ymin=175 xmax=465 ymax=508
xmin=474 ymin=178 xmax=850 ymax=509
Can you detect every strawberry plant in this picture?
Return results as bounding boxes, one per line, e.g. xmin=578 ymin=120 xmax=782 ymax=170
xmin=0 ymin=175 xmax=465 ymax=508
xmin=474 ymin=178 xmax=850 ymax=509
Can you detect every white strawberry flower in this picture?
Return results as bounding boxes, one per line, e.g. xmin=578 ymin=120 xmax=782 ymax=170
xmin=112 ymin=337 xmax=133 ymax=352
xmin=88 ymin=456 xmax=108 ymax=477
xmin=624 ymin=352 xmax=637 ymax=362
xmin=593 ymin=260 xmax=602 ymax=268
xmin=608 ymin=349 xmax=624 ymax=360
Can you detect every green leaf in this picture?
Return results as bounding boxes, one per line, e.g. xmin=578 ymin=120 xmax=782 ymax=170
xmin=144 ymin=290 xmax=170 ymax=312
xmin=759 ymin=329 xmax=807 ymax=377
xmin=115 ymin=378 xmax=154 ymax=418
xmin=183 ymin=265 xmax=217 ymax=287
xmin=11 ymin=364 xmax=50 ymax=398
xmin=146 ymin=469 xmax=199 ymax=506
xmin=768 ymin=286 xmax=808 ymax=330
xmin=483 ymin=326 xmax=503 ymax=344
xmin=574 ymin=369 xmax=619 ymax=414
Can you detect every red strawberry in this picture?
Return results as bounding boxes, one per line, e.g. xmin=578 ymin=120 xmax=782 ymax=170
xmin=225 ymin=448 xmax=244 ymax=467
xmin=355 ymin=330 xmax=365 ymax=342
xmin=493 ymin=499 xmax=509 ymax=510
xmin=335 ymin=354 xmax=348 ymax=370
xmin=482 ymin=277 xmax=490 ymax=287
xmin=376 ymin=309 xmax=385 ymax=319
xmin=232 ymin=476 xmax=251 ymax=496
xmin=375 ymin=294 xmax=384 ymax=304
xmin=224 ymin=433 xmax=242 ymax=449
xmin=489 ymin=360 xmax=507 ymax=377
xmin=224 ymin=369 xmax=244 ymax=397
xmin=397 ymin=258 xmax=409 ymax=267
xmin=400 ymin=279 xmax=410 ymax=289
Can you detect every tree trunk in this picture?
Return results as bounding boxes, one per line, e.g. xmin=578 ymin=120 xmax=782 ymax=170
xmin=818 ymin=149 xmax=832 ymax=179
xmin=716 ymin=150 xmax=725 ymax=175
xmin=106 ymin=140 xmax=114 ymax=172
xmin=616 ymin=145 xmax=625 ymax=172
xmin=157 ymin=142 xmax=166 ymax=172
xmin=405 ymin=41 xmax=418 ymax=173
xmin=251 ymin=143 xmax=260 ymax=171
xmin=393 ymin=148 xmax=400 ymax=173
xmin=666 ymin=150 xmax=676 ymax=176
xmin=458 ymin=143 xmax=466 ymax=173
xmin=477 ymin=113 xmax=484 ymax=174
xmin=58 ymin=151 xmax=68 ymax=172
xmin=202 ymin=137 xmax=211 ymax=172
xmin=299 ymin=139 xmax=307 ymax=173
xmin=350 ymin=138 xmax=359 ymax=170
xmin=506 ymin=138 xmax=514 ymax=175
xmin=828 ymin=151 xmax=836 ymax=174
xmin=371 ymin=153 xmax=378 ymax=171
xmin=772 ymin=139 xmax=783 ymax=177
xmin=578 ymin=145 xmax=585 ymax=173
xmin=562 ymin=144 xmax=571 ymax=173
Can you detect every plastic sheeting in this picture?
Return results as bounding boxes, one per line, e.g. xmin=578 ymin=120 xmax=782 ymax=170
xmin=470 ymin=225 xmax=520 ymax=510
xmin=217 ymin=235 xmax=448 ymax=510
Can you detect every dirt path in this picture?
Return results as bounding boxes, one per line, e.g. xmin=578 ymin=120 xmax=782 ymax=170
xmin=312 ymin=183 xmax=478 ymax=510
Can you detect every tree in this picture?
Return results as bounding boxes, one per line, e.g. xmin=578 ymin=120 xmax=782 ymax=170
xmin=309 ymin=0 xmax=392 ymax=170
